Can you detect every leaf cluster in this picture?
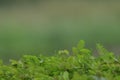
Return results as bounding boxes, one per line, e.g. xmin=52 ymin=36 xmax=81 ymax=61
xmin=0 ymin=40 xmax=120 ymax=80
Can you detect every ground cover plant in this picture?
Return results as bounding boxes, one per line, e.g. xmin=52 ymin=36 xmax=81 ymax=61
xmin=0 ymin=40 xmax=120 ymax=80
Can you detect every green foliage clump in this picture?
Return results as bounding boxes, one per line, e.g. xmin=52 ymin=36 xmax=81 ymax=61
xmin=0 ymin=40 xmax=120 ymax=80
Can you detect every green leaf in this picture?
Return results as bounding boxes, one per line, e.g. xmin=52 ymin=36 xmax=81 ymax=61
xmin=96 ymin=44 xmax=108 ymax=55
xmin=72 ymin=47 xmax=78 ymax=55
xmin=77 ymin=40 xmax=85 ymax=50
xmin=80 ymin=49 xmax=91 ymax=54
xmin=58 ymin=50 xmax=69 ymax=55
xmin=63 ymin=71 xmax=69 ymax=80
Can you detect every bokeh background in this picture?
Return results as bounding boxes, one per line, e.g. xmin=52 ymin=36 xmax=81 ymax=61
xmin=0 ymin=0 xmax=120 ymax=63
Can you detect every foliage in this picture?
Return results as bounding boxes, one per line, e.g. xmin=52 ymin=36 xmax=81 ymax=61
xmin=0 ymin=40 xmax=120 ymax=80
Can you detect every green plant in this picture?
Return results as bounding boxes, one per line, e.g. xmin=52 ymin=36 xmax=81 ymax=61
xmin=0 ymin=40 xmax=120 ymax=80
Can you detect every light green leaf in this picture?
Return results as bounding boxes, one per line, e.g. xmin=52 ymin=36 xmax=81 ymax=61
xmin=63 ymin=71 xmax=69 ymax=80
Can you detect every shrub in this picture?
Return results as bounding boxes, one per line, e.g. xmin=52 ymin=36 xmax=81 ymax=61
xmin=0 ymin=40 xmax=120 ymax=80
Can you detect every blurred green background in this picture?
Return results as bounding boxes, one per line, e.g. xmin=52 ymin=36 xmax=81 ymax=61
xmin=0 ymin=0 xmax=120 ymax=62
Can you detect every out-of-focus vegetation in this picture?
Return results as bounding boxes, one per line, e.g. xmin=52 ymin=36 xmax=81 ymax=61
xmin=0 ymin=1 xmax=120 ymax=62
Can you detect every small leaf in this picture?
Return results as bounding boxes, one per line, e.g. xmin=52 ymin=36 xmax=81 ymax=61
xmin=72 ymin=47 xmax=78 ymax=55
xmin=80 ymin=49 xmax=91 ymax=54
xmin=58 ymin=50 xmax=69 ymax=55
xmin=96 ymin=44 xmax=108 ymax=55
xmin=63 ymin=71 xmax=69 ymax=80
xmin=77 ymin=40 xmax=85 ymax=50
